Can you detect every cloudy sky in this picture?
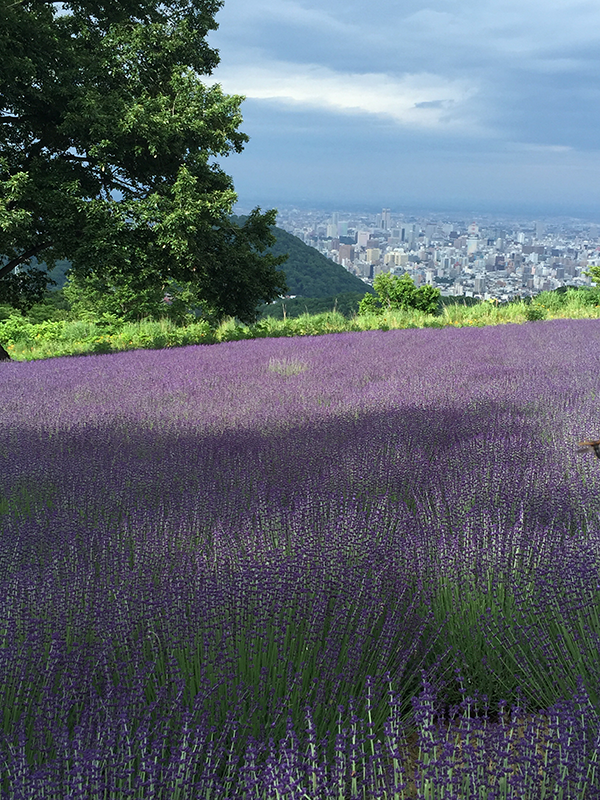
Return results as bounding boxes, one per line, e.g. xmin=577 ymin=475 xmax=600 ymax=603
xmin=206 ymin=0 xmax=600 ymax=216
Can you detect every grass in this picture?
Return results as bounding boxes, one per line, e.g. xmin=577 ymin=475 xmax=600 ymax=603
xmin=2 ymin=287 xmax=600 ymax=361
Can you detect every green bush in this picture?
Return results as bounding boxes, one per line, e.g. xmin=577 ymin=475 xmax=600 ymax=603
xmin=0 ymin=315 xmax=37 ymax=345
xmin=357 ymin=293 xmax=381 ymax=315
xmin=358 ymin=273 xmax=441 ymax=316
xmin=413 ymin=283 xmax=441 ymax=315
xmin=376 ymin=273 xmax=418 ymax=310
xmin=525 ymin=304 xmax=547 ymax=321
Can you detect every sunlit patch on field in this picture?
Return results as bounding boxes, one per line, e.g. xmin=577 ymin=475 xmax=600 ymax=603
xmin=267 ymin=356 xmax=309 ymax=376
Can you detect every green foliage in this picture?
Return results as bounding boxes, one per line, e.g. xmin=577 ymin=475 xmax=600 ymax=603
xmin=428 ymin=571 xmax=600 ymax=715
xmin=525 ymin=303 xmax=547 ymax=321
xmin=413 ymin=283 xmax=442 ymax=314
xmin=25 ymin=288 xmax=75 ymax=324
xmin=0 ymin=0 xmax=287 ymax=323
xmin=585 ymin=264 xmax=600 ymax=287
xmin=7 ymin=285 xmax=600 ymax=361
xmin=538 ymin=285 xmax=600 ymax=310
xmin=374 ymin=272 xmax=418 ymax=310
xmin=357 ymin=292 xmax=381 ymax=315
xmin=428 ymin=576 xmax=525 ymax=710
xmin=0 ymin=314 xmax=215 ymax=359
xmin=0 ymin=266 xmax=55 ymax=312
xmin=0 ymin=313 xmax=64 ymax=348
xmin=359 ymin=272 xmax=441 ymax=316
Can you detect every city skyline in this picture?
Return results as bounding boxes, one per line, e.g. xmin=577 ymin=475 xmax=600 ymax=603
xmin=272 ymin=204 xmax=599 ymax=305
xmin=207 ymin=0 xmax=600 ymax=217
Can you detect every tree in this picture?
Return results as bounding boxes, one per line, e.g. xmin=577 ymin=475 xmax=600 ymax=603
xmin=0 ymin=0 xmax=287 ymax=322
xmin=585 ymin=265 xmax=600 ymax=289
xmin=358 ymin=272 xmax=440 ymax=316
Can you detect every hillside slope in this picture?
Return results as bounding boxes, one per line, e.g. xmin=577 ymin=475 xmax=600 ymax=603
xmin=269 ymin=227 xmax=368 ymax=297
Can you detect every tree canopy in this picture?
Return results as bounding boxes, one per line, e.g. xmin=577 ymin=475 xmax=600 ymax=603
xmin=0 ymin=0 xmax=287 ymax=322
xmin=358 ymin=272 xmax=441 ymax=316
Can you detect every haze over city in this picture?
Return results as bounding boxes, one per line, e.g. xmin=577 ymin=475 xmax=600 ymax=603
xmin=207 ymin=0 xmax=600 ymax=217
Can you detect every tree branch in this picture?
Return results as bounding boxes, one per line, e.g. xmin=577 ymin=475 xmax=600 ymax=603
xmin=0 ymin=241 xmax=53 ymax=280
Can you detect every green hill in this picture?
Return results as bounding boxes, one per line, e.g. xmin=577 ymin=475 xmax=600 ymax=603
xmin=268 ymin=226 xmax=370 ymax=298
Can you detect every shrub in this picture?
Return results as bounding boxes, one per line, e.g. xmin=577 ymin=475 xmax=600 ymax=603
xmin=358 ymin=273 xmax=441 ymax=316
xmin=525 ymin=304 xmax=547 ymax=321
xmin=357 ymin=292 xmax=381 ymax=315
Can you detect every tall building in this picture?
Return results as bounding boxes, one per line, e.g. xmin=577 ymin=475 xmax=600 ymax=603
xmin=381 ymin=208 xmax=391 ymax=230
xmin=400 ymin=224 xmax=416 ymax=247
xmin=338 ymin=244 xmax=355 ymax=263
xmin=357 ymin=230 xmax=370 ymax=248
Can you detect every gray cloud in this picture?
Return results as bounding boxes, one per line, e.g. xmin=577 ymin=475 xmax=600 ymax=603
xmin=208 ymin=0 xmax=600 ymax=213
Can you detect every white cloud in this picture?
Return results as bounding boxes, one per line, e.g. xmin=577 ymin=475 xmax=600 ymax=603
xmin=507 ymin=142 xmax=573 ymax=154
xmin=209 ymin=59 xmax=479 ymax=130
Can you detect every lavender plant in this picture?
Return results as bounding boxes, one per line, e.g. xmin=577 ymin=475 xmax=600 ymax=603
xmin=2 ymin=320 xmax=600 ymax=797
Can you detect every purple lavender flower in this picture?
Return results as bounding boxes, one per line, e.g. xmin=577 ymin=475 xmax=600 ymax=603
xmin=2 ymin=319 xmax=600 ymax=797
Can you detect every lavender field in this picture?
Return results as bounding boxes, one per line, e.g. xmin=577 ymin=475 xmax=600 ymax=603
xmin=2 ymin=319 xmax=600 ymax=799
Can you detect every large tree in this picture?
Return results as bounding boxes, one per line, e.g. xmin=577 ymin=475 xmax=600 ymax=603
xmin=0 ymin=0 xmax=287 ymax=323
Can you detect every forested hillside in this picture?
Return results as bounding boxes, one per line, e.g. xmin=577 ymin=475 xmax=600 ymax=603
xmin=268 ymin=226 xmax=369 ymax=297
xmin=230 ymin=217 xmax=369 ymax=298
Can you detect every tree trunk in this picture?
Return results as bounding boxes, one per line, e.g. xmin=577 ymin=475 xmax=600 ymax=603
xmin=0 ymin=343 xmax=12 ymax=362
xmin=0 ymin=241 xmax=52 ymax=281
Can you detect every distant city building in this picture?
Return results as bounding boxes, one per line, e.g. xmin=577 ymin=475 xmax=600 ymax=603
xmin=384 ymin=250 xmax=409 ymax=267
xmin=272 ymin=205 xmax=596 ymax=304
xmin=467 ymin=236 xmax=479 ymax=255
xmin=338 ymin=244 xmax=355 ymax=263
